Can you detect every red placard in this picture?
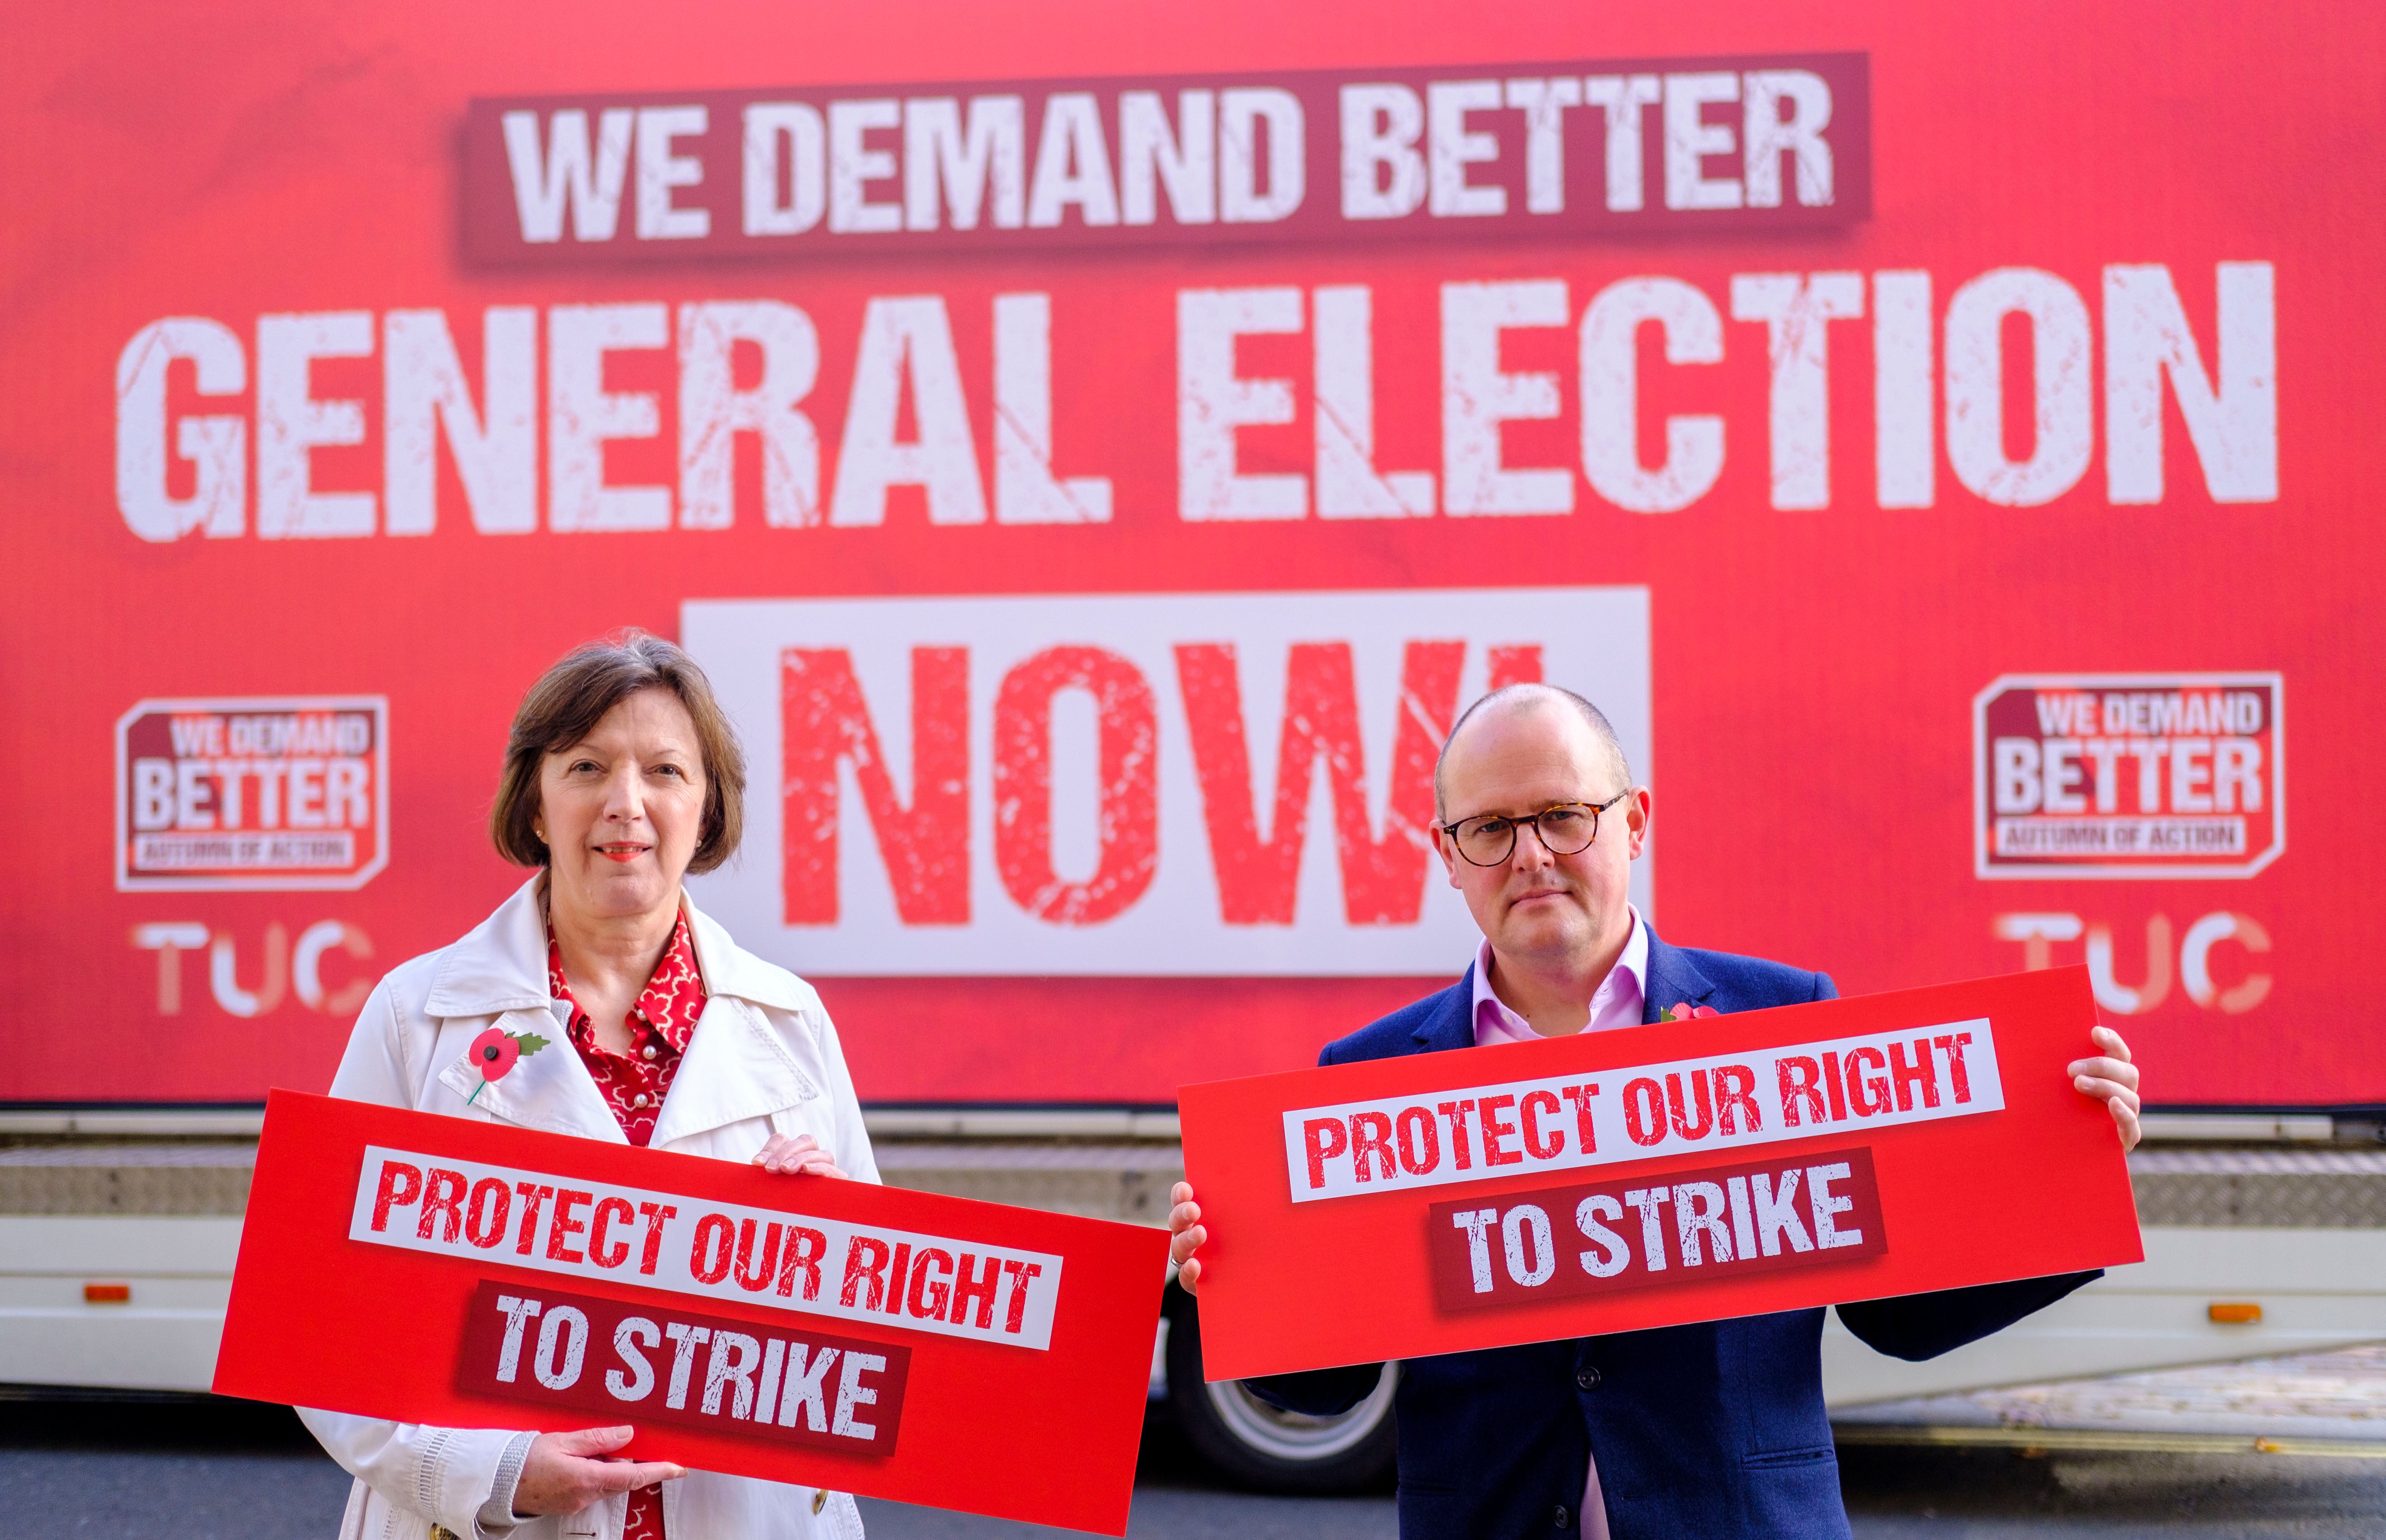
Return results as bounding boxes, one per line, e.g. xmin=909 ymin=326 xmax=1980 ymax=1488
xmin=1175 ymin=967 xmax=2140 ymax=1381
xmin=213 ymin=1091 xmax=1170 ymax=1535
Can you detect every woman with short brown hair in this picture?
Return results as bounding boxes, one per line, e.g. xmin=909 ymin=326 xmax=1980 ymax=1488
xmin=301 ymin=631 xmax=877 ymax=1540
xmin=486 ymin=633 xmax=746 ymax=874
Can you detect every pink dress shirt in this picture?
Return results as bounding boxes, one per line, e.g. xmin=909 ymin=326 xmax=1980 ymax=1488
xmin=1468 ymin=904 xmax=1647 ymax=1540
xmin=1472 ymin=904 xmax=1649 ymax=1047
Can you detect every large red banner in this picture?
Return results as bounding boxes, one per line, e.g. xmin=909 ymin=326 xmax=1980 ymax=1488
xmin=1176 ymin=969 xmax=2141 ymax=1380
xmin=0 ymin=0 xmax=2370 ymax=1108
xmin=215 ymin=1092 xmax=1169 ymax=1533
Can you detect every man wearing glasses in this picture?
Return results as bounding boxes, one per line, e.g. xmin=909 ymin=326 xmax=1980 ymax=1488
xmin=1167 ymin=682 xmax=2142 ymax=1540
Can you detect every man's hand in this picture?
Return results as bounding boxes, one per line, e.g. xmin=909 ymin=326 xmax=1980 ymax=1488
xmin=1168 ymin=1181 xmax=1207 ymax=1294
xmin=753 ymin=1132 xmax=847 ymax=1178
xmin=2068 ymin=1025 xmax=2142 ymax=1152
xmin=512 ymin=1425 xmax=684 ymax=1517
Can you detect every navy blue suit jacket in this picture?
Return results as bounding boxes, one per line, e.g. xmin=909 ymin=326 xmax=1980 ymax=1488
xmin=1247 ymin=929 xmax=2096 ymax=1539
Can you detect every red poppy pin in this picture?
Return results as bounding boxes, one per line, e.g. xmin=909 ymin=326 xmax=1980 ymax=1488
xmin=1659 ymin=1001 xmax=1721 ymax=1022
xmin=464 ymin=1026 xmax=550 ymax=1105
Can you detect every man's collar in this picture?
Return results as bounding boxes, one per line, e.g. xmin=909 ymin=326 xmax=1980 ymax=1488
xmin=1472 ymin=903 xmax=1647 ymax=1029
xmin=1640 ymin=927 xmax=1719 ymax=1024
xmin=1613 ymin=905 xmax=1650 ymax=997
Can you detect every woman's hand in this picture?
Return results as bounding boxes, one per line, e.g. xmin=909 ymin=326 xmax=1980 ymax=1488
xmin=511 ymin=1426 xmax=684 ymax=1517
xmin=753 ymin=1132 xmax=847 ymax=1178
xmin=2068 ymin=1025 xmax=2142 ymax=1153
xmin=1168 ymin=1181 xmax=1207 ymax=1294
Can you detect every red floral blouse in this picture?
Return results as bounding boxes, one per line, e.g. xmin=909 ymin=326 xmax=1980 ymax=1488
xmin=545 ymin=912 xmax=708 ymax=1540
xmin=545 ymin=914 xmax=707 ymax=1150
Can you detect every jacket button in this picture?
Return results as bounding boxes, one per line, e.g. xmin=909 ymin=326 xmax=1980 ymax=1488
xmin=1574 ymin=1366 xmax=1602 ymax=1391
xmin=812 ymin=1489 xmax=829 ymax=1514
xmin=1553 ymin=1504 xmax=1573 ymax=1528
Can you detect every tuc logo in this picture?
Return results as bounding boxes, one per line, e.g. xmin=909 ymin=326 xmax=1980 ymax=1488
xmin=128 ymin=919 xmax=376 ymax=1019
xmin=116 ymin=696 xmax=390 ymax=891
xmin=1973 ymin=674 xmax=2283 ymax=880
xmin=682 ymin=587 xmax=1651 ymax=977
xmin=1993 ymin=911 xmax=2270 ymax=1016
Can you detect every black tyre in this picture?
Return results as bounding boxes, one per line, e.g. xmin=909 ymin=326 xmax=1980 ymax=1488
xmin=1161 ymin=1278 xmax=1398 ymax=1494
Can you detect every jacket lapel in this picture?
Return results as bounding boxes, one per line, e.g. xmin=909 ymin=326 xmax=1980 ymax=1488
xmin=423 ymin=877 xmax=552 ymax=1019
xmin=680 ymin=900 xmax=816 ymax=1014
xmin=1409 ymin=969 xmax=1478 ymax=1055
xmin=421 ymin=878 xmax=624 ymax=1141
xmin=1640 ymin=926 xmax=1720 ymax=1025
xmin=434 ymin=1005 xmax=627 ymax=1144
xmin=648 ymin=897 xmax=822 ymax=1149
xmin=648 ymin=995 xmax=821 ymax=1149
xmin=419 ymin=877 xmax=822 ymax=1148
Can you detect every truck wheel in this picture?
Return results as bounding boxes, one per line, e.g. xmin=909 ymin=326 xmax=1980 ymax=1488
xmin=1161 ymin=1279 xmax=1397 ymax=1494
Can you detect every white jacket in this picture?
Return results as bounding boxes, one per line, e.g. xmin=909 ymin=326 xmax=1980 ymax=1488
xmin=299 ymin=877 xmax=877 ymax=1540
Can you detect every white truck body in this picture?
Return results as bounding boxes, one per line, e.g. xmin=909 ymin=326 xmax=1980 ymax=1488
xmin=2 ymin=1109 xmax=2379 ymax=1404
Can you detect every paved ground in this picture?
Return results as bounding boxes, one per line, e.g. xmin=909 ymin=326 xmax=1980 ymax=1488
xmin=0 ymin=1396 xmax=352 ymax=1540
xmin=4 ymin=1394 xmax=2381 ymax=1539
xmin=1838 ymin=1443 xmax=2386 ymax=1538
xmin=1836 ymin=1343 xmax=2386 ymax=1445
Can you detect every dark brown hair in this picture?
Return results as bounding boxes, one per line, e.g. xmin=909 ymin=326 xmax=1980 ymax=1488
xmin=490 ymin=631 xmax=746 ymax=873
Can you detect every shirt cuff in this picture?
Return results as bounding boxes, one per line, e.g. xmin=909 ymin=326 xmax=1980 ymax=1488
xmin=476 ymin=1431 xmax=537 ymax=1536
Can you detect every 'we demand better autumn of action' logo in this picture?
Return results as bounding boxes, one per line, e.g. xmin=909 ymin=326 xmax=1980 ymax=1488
xmin=116 ymin=697 xmax=389 ymax=892
xmin=1974 ymin=674 xmax=2282 ymax=880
